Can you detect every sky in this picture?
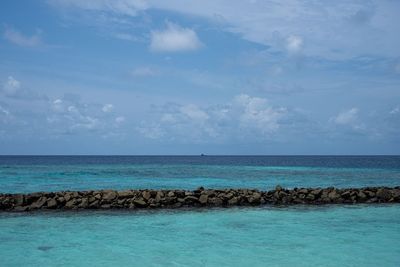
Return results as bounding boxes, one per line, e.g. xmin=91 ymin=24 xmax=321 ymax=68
xmin=0 ymin=0 xmax=399 ymax=155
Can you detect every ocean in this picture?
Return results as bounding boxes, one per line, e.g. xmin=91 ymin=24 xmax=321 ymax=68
xmin=1 ymin=156 xmax=400 ymax=266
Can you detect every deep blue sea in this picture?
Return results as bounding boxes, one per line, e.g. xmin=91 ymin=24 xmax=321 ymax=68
xmin=1 ymin=156 xmax=400 ymax=266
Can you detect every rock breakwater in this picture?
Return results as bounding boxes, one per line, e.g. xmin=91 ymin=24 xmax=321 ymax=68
xmin=1 ymin=186 xmax=400 ymax=211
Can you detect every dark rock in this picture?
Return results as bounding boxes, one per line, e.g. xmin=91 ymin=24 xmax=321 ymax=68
xmin=199 ymin=194 xmax=208 ymax=205
xmin=1 ymin=186 xmax=399 ymax=212
xmin=392 ymin=189 xmax=400 ymax=200
xmin=142 ymin=191 xmax=151 ymax=200
xmin=184 ymin=196 xmax=198 ymax=203
xmin=30 ymin=197 xmax=47 ymax=209
xmin=79 ymin=198 xmax=89 ymax=208
xmin=306 ymin=194 xmax=315 ymax=201
xmin=298 ymin=188 xmax=309 ymax=194
xmin=208 ymin=197 xmax=223 ymax=206
xmin=328 ymin=190 xmax=340 ymax=201
xmin=65 ymin=199 xmax=77 ymax=209
xmin=64 ymin=193 xmax=72 ymax=202
xmin=89 ymin=200 xmax=100 ymax=208
xmin=376 ymin=188 xmax=391 ymax=201
xmin=118 ymin=190 xmax=134 ymax=198
xmin=311 ymin=189 xmax=322 ymax=196
xmin=14 ymin=194 xmax=24 ymax=206
xmin=103 ymin=191 xmax=117 ymax=201
xmin=228 ymin=197 xmax=238 ymax=205
xmin=341 ymin=191 xmax=351 ymax=199
xmin=357 ymin=191 xmax=367 ymax=201
xmin=14 ymin=206 xmax=29 ymax=212
xmin=47 ymin=198 xmax=58 ymax=209
xmin=133 ymin=198 xmax=147 ymax=207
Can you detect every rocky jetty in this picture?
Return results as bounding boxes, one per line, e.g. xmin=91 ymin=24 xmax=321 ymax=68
xmin=1 ymin=186 xmax=400 ymax=212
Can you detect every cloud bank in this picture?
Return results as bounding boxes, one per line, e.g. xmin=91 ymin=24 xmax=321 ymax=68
xmin=150 ymin=22 xmax=202 ymax=52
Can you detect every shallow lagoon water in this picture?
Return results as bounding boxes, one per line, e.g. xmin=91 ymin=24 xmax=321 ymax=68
xmin=1 ymin=156 xmax=399 ymax=266
xmin=1 ymin=156 xmax=400 ymax=193
xmin=1 ymin=205 xmax=400 ymax=267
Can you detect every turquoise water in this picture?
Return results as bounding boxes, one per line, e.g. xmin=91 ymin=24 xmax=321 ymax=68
xmin=1 ymin=156 xmax=400 ymax=193
xmin=1 ymin=156 xmax=400 ymax=266
xmin=1 ymin=205 xmax=399 ymax=266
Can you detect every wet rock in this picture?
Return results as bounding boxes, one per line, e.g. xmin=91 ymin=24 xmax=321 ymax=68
xmin=89 ymin=200 xmax=100 ymax=208
xmin=311 ymin=189 xmax=322 ymax=196
xmin=30 ymin=197 xmax=47 ymax=209
xmin=64 ymin=193 xmax=72 ymax=202
xmin=1 ymin=186 xmax=400 ymax=211
xmin=65 ymin=199 xmax=77 ymax=209
xmin=14 ymin=194 xmax=24 ymax=206
xmin=142 ymin=191 xmax=151 ymax=200
xmin=133 ymin=198 xmax=147 ymax=207
xmin=357 ymin=191 xmax=367 ymax=201
xmin=298 ymin=188 xmax=309 ymax=194
xmin=328 ymin=190 xmax=340 ymax=201
xmin=392 ymin=189 xmax=400 ymax=200
xmin=199 ymin=194 xmax=208 ymax=205
xmin=376 ymin=188 xmax=391 ymax=201
xmin=184 ymin=196 xmax=198 ymax=203
xmin=14 ymin=206 xmax=29 ymax=212
xmin=306 ymin=194 xmax=315 ymax=201
xmin=228 ymin=197 xmax=238 ymax=205
xmin=103 ymin=191 xmax=117 ymax=201
xmin=47 ymin=198 xmax=58 ymax=209
xmin=248 ymin=192 xmax=262 ymax=204
xmin=79 ymin=198 xmax=89 ymax=208
xmin=341 ymin=191 xmax=351 ymax=199
xmin=118 ymin=190 xmax=134 ymax=198
xmin=209 ymin=197 xmax=223 ymax=206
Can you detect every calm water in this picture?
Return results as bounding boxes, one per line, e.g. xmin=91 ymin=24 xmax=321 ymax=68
xmin=1 ymin=156 xmax=399 ymax=266
xmin=0 ymin=156 xmax=400 ymax=193
xmin=1 ymin=206 xmax=400 ymax=267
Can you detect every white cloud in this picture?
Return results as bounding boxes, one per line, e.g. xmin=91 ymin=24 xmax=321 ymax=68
xmin=286 ymin=35 xmax=303 ymax=53
xmin=50 ymin=1 xmax=400 ymax=59
xmin=102 ymin=104 xmax=114 ymax=112
xmin=4 ymin=27 xmax=42 ymax=47
xmin=149 ymin=1 xmax=400 ymax=59
xmin=150 ymin=22 xmax=202 ymax=52
xmin=1 ymin=76 xmax=46 ymax=100
xmin=234 ymin=94 xmax=287 ymax=134
xmin=46 ymin=94 xmax=126 ymax=135
xmin=179 ymin=104 xmax=209 ymax=122
xmin=131 ymin=66 xmax=156 ymax=77
xmin=138 ymin=94 xmax=289 ymax=142
xmin=333 ymin=108 xmax=359 ymax=125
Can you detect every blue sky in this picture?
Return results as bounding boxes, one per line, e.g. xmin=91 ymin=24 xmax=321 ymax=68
xmin=0 ymin=0 xmax=399 ymax=155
